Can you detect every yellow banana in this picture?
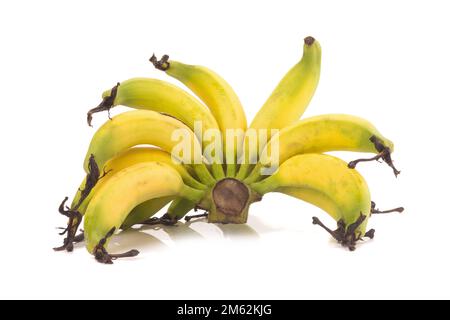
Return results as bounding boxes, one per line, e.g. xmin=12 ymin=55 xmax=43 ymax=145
xmin=151 ymin=55 xmax=247 ymax=177
xmin=82 ymin=110 xmax=215 ymax=186
xmin=245 ymin=114 xmax=396 ymax=183
xmin=72 ymin=147 xmax=206 ymax=214
xmin=84 ymin=162 xmax=204 ymax=262
xmin=250 ymin=37 xmax=321 ymax=131
xmin=236 ymin=36 xmax=321 ymax=180
xmin=55 ymin=147 xmax=205 ymax=251
xmin=91 ymin=78 xmax=225 ymax=179
xmin=251 ymin=154 xmax=372 ymax=250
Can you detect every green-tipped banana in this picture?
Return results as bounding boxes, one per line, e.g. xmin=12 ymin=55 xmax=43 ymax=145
xmin=151 ymin=56 xmax=247 ymax=177
xmin=83 ymin=110 xmax=215 ymax=185
xmin=245 ymin=114 xmax=396 ymax=183
xmin=237 ymin=36 xmax=321 ymax=180
xmin=121 ymin=196 xmax=174 ymax=230
xmin=251 ymin=154 xmax=372 ymax=250
xmin=166 ymin=197 xmax=196 ymax=220
xmin=91 ymin=78 xmax=225 ymax=179
xmin=84 ymin=162 xmax=204 ymax=261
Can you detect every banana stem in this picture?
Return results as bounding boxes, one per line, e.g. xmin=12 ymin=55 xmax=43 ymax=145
xmin=235 ymin=163 xmax=251 ymax=180
xmin=86 ymin=82 xmax=120 ymax=127
xmin=249 ymin=178 xmax=272 ymax=196
xmin=348 ymin=135 xmax=400 ymax=177
xmin=370 ymin=201 xmax=404 ymax=214
xmin=185 ymin=212 xmax=208 ymax=222
xmin=193 ymin=164 xmax=216 ymax=186
xmin=179 ymin=185 xmax=206 ymax=204
xmin=211 ymin=163 xmax=225 ymax=180
xmin=243 ymin=164 xmax=263 ymax=184
xmin=93 ymin=227 xmax=139 ymax=264
xmin=226 ymin=163 xmax=236 ymax=177
xmin=166 ymin=197 xmax=196 ymax=220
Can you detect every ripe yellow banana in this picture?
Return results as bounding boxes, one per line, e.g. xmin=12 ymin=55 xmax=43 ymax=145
xmin=93 ymin=78 xmax=225 ymax=179
xmin=84 ymin=162 xmax=204 ymax=262
xmin=72 ymin=147 xmax=206 ymax=214
xmin=151 ymin=55 xmax=247 ymax=177
xmin=237 ymin=36 xmax=321 ymax=179
xmin=245 ymin=114 xmax=395 ymax=183
xmin=250 ymin=37 xmax=321 ymax=131
xmin=82 ymin=110 xmax=215 ymax=185
xmin=251 ymin=154 xmax=372 ymax=250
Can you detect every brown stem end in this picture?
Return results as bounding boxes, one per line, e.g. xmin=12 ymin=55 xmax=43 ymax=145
xmin=304 ymin=36 xmax=315 ymax=46
xmin=86 ymin=82 xmax=120 ymax=126
xmin=149 ymin=54 xmax=170 ymax=71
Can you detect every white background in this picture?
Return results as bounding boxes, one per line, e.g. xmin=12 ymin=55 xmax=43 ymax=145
xmin=0 ymin=0 xmax=449 ymax=299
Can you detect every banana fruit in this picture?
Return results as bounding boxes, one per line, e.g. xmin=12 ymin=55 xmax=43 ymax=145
xmin=120 ymin=196 xmax=175 ymax=230
xmin=72 ymin=147 xmax=206 ymax=215
xmin=250 ymin=37 xmax=321 ymax=132
xmin=56 ymin=36 xmax=402 ymax=263
xmin=245 ymin=114 xmax=396 ymax=183
xmin=90 ymin=78 xmax=225 ymax=179
xmin=151 ymin=56 xmax=247 ymax=177
xmin=83 ymin=109 xmax=215 ymax=185
xmin=236 ymin=36 xmax=321 ymax=180
xmin=251 ymin=154 xmax=373 ymax=250
xmin=84 ymin=162 xmax=204 ymax=263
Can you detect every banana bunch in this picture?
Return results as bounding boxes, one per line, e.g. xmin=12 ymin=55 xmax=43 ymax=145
xmin=55 ymin=36 xmax=403 ymax=263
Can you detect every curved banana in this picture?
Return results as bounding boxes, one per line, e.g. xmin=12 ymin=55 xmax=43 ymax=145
xmin=82 ymin=110 xmax=215 ymax=185
xmin=84 ymin=162 xmax=204 ymax=261
xmin=151 ymin=56 xmax=247 ymax=177
xmin=120 ymin=196 xmax=174 ymax=230
xmin=95 ymin=78 xmax=225 ymax=179
xmin=245 ymin=114 xmax=395 ymax=183
xmin=236 ymin=36 xmax=321 ymax=179
xmin=251 ymin=154 xmax=372 ymax=250
xmin=250 ymin=37 xmax=321 ymax=131
xmin=72 ymin=147 xmax=206 ymax=214
xmin=123 ymin=197 xmax=197 ymax=228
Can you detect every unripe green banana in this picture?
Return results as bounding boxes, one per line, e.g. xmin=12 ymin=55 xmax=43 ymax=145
xmin=166 ymin=197 xmax=196 ymax=220
xmin=121 ymin=196 xmax=175 ymax=230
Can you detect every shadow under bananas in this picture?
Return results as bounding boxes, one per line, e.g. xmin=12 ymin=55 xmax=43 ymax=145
xmin=136 ymin=216 xmax=266 ymax=241
xmin=136 ymin=222 xmax=205 ymax=241
xmin=84 ymin=214 xmax=280 ymax=255
xmin=104 ymin=229 xmax=166 ymax=255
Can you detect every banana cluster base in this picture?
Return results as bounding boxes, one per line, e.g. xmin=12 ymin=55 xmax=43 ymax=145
xmin=202 ymin=178 xmax=262 ymax=224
